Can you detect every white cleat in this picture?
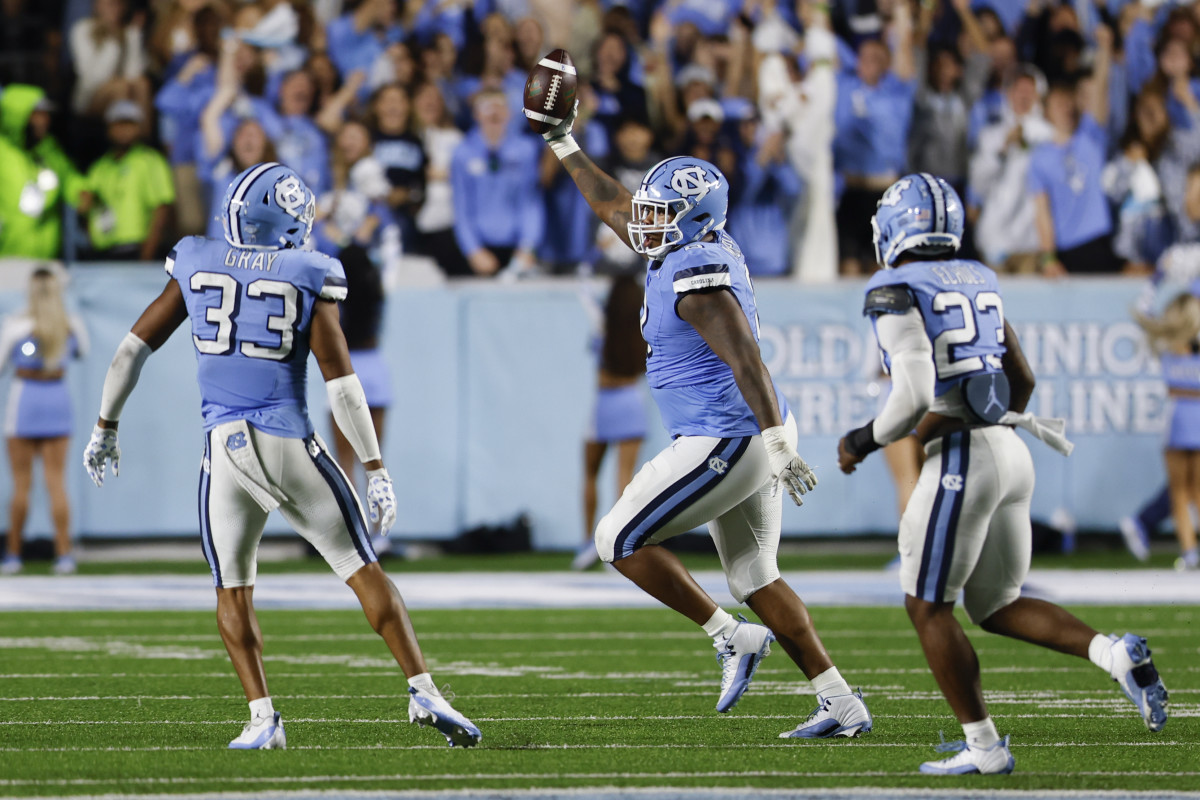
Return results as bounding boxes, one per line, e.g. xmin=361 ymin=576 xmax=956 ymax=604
xmin=1118 ymin=517 xmax=1150 ymax=562
xmin=714 ymin=617 xmax=774 ymax=712
xmin=779 ymin=690 xmax=873 ymax=738
xmin=228 ymin=711 xmax=286 ymax=750
xmin=1110 ymin=633 xmax=1169 ymax=732
xmin=571 ymin=542 xmax=600 ymax=571
xmin=1 ymin=555 xmax=22 ymax=575
xmin=408 ymin=686 xmax=481 ymax=747
xmin=919 ymin=734 xmax=1014 ymax=775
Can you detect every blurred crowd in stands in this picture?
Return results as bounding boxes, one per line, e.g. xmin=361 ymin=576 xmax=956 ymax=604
xmin=4 ymin=0 xmax=1200 ymax=281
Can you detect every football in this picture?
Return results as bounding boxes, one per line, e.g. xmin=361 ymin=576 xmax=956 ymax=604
xmin=523 ymin=48 xmax=577 ymax=135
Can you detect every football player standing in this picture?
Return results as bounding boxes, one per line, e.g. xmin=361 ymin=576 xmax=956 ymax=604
xmin=535 ymin=101 xmax=872 ymax=738
xmin=838 ymin=173 xmax=1169 ymax=774
xmin=82 ymin=163 xmax=481 ymax=750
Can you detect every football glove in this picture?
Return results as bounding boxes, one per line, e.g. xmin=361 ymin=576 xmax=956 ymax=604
xmin=83 ymin=425 xmax=121 ymax=488
xmin=541 ymin=99 xmax=580 ymax=159
xmin=761 ymin=426 xmax=817 ymax=506
xmin=366 ymin=467 xmax=397 ymax=534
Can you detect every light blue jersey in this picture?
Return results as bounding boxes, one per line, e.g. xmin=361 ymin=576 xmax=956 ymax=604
xmin=866 ymin=259 xmax=1006 ymax=397
xmin=166 ymin=236 xmax=348 ymax=437
xmin=642 ymin=231 xmax=787 ymax=437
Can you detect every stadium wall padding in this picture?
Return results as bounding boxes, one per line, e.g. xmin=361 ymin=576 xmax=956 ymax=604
xmin=0 ymin=266 xmax=1162 ymax=548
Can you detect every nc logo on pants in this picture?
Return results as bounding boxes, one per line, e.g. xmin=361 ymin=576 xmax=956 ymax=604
xmin=941 ymin=473 xmax=964 ymax=492
xmin=708 ymin=456 xmax=728 ymax=475
xmin=226 ymin=432 xmax=248 ymax=451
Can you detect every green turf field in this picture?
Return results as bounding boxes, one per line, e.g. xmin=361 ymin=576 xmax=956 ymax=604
xmin=0 ymin=605 xmax=1195 ymax=796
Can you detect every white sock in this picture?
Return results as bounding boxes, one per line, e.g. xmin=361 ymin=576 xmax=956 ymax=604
xmin=810 ymin=666 xmax=852 ymax=698
xmin=1088 ymin=633 xmax=1115 ymax=674
xmin=408 ymin=672 xmax=440 ymax=696
xmin=248 ymin=696 xmax=274 ymax=721
xmin=962 ymin=717 xmax=1001 ymax=749
xmin=702 ymin=608 xmax=738 ymax=640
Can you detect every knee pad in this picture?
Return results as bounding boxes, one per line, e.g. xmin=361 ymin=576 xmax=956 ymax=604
xmin=594 ymin=513 xmax=619 ymax=563
xmin=724 ymin=552 xmax=780 ymax=604
xmin=962 ymin=585 xmax=1019 ymax=625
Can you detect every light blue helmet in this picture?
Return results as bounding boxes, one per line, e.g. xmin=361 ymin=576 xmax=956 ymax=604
xmin=628 ymin=156 xmax=729 ymax=258
xmin=871 ymin=173 xmax=964 ymax=268
xmin=222 ymin=162 xmax=316 ymax=249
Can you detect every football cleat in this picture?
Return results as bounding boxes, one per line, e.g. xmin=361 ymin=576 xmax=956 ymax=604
xmin=919 ymin=734 xmax=1014 ymax=775
xmin=52 ymin=555 xmax=76 ymax=575
xmin=1118 ymin=517 xmax=1150 ymax=562
xmin=714 ymin=617 xmax=774 ymax=712
xmin=571 ymin=541 xmax=600 ymax=571
xmin=779 ymin=690 xmax=873 ymax=738
xmin=1110 ymin=633 xmax=1169 ymax=732
xmin=228 ymin=711 xmax=286 ymax=750
xmin=1 ymin=555 xmax=22 ymax=575
xmin=408 ymin=686 xmax=481 ymax=747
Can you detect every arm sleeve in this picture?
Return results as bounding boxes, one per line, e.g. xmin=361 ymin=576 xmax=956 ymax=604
xmin=870 ymin=308 xmax=936 ymax=446
xmin=326 ymin=374 xmax=382 ymax=463
xmin=98 ymin=332 xmax=152 ymax=422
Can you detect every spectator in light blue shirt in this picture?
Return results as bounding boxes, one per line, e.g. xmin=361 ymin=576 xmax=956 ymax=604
xmin=1030 ymin=35 xmax=1119 ymax=275
xmin=832 ymin=30 xmax=916 ymax=275
xmin=450 ymin=89 xmax=545 ymax=277
xmin=326 ymin=0 xmax=403 ymax=84
xmin=727 ymin=110 xmax=802 ymax=277
xmin=666 ymin=0 xmax=743 ymax=37
xmin=274 ymin=70 xmax=331 ymax=197
xmin=153 ymin=4 xmax=223 ymax=237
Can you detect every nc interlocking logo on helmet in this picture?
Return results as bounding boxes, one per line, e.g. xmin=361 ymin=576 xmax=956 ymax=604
xmin=273 ymin=176 xmax=310 ymax=220
xmin=670 ymin=166 xmax=715 ymax=200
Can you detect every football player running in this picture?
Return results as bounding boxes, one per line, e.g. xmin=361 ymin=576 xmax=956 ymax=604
xmin=82 ymin=163 xmax=481 ymax=750
xmin=838 ymin=173 xmax=1170 ymax=774
xmin=535 ymin=102 xmax=871 ymax=737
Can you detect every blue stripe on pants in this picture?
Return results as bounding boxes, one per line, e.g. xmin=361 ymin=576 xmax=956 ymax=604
xmin=916 ymin=432 xmax=969 ymax=603
xmin=198 ymin=434 xmax=222 ymax=588
xmin=613 ymin=436 xmax=752 ymax=560
xmin=308 ymin=437 xmax=376 ymax=566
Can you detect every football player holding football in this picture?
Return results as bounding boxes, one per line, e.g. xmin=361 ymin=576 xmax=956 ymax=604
xmin=534 ymin=101 xmax=871 ymax=738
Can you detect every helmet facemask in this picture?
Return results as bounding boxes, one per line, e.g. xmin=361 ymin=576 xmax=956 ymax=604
xmin=628 ymin=194 xmax=692 ymax=258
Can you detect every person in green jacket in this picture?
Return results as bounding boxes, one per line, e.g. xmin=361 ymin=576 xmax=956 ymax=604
xmin=0 ymin=85 xmax=82 ymax=259
xmin=78 ymin=100 xmax=175 ymax=261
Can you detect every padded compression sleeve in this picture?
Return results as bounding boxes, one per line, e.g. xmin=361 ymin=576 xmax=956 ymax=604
xmin=870 ymin=309 xmax=936 ymax=446
xmin=326 ymin=374 xmax=382 ymax=463
xmin=99 ymin=332 xmax=152 ymax=422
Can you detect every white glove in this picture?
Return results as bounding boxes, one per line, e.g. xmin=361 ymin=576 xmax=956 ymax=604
xmin=538 ymin=99 xmax=580 ymax=159
xmin=761 ymin=426 xmax=817 ymax=506
xmin=366 ymin=467 xmax=397 ymax=534
xmin=83 ymin=425 xmax=121 ymax=488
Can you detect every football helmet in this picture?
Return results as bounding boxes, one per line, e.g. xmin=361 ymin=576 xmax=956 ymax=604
xmin=222 ymin=162 xmax=316 ymax=249
xmin=871 ymin=173 xmax=964 ymax=268
xmin=628 ymin=156 xmax=728 ymax=258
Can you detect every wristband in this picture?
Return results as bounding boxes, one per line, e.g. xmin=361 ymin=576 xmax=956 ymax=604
xmin=547 ymin=134 xmax=580 ymax=160
xmin=844 ymin=420 xmax=882 ymax=457
xmin=1038 ymin=252 xmax=1057 ymax=267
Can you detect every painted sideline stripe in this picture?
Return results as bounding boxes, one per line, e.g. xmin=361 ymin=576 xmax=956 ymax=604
xmin=4 ymin=689 xmax=1197 ymax=702
xmin=17 ymin=791 xmax=1200 ymax=800
xmin=4 ymin=710 xmax=1198 ymax=726
xmin=5 ymin=770 xmax=1200 ymax=788
xmin=0 ymin=741 xmax=1190 ymax=754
